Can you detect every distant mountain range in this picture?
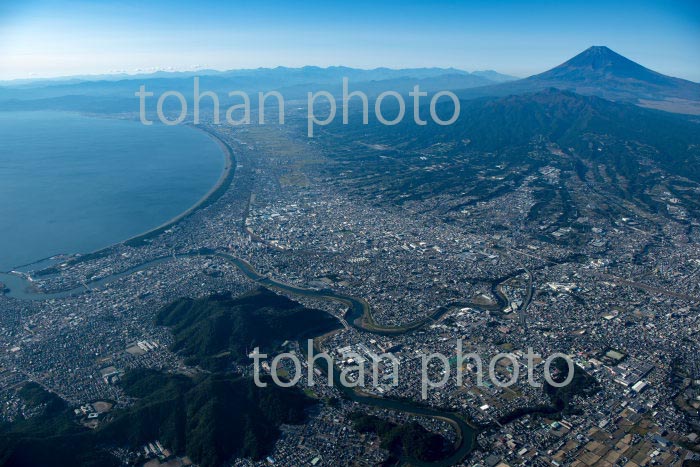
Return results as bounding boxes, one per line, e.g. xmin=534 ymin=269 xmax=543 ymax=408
xmin=456 ymin=46 xmax=700 ymax=114
xmin=0 ymin=66 xmax=519 ymax=88
xmin=0 ymin=46 xmax=697 ymax=115
xmin=0 ymin=66 xmax=517 ymax=103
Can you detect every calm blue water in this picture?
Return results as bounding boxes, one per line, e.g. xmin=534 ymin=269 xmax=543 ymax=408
xmin=0 ymin=112 xmax=224 ymax=271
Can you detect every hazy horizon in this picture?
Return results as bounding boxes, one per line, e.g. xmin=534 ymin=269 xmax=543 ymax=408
xmin=0 ymin=64 xmax=519 ymax=85
xmin=1 ymin=0 xmax=698 ymax=82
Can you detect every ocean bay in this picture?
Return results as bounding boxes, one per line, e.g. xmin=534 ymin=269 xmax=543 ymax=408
xmin=0 ymin=111 xmax=224 ymax=271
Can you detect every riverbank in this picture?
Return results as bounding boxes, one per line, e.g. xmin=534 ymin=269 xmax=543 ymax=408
xmin=0 ymin=122 xmax=484 ymax=464
xmin=1 ymin=249 xmax=480 ymax=464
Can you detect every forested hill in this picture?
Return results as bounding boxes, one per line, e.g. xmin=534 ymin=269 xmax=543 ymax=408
xmin=156 ymin=287 xmax=341 ymax=370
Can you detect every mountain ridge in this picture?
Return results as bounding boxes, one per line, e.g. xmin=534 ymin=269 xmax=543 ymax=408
xmin=456 ymin=46 xmax=700 ymax=115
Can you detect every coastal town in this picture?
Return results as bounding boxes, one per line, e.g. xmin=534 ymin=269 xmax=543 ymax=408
xmin=1 ymin=114 xmax=699 ymax=467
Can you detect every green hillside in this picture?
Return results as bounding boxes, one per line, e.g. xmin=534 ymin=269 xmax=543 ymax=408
xmin=350 ymin=412 xmax=452 ymax=463
xmin=100 ymin=369 xmax=316 ymax=466
xmin=0 ymin=383 xmax=118 ymax=467
xmin=0 ymin=372 xmax=317 ymax=467
xmin=156 ymin=287 xmax=340 ymax=370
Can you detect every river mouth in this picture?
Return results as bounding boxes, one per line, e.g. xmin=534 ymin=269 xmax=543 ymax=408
xmin=0 ymin=118 xmax=479 ymax=464
xmin=0 ymin=112 xmax=226 ymax=272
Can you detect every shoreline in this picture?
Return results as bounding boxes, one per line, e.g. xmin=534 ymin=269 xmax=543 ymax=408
xmin=9 ymin=124 xmax=235 ymax=275
xmin=123 ymin=125 xmax=235 ymax=247
xmin=0 ymin=125 xmax=480 ymax=464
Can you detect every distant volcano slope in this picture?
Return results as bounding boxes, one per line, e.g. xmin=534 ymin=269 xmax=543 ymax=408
xmin=317 ymin=87 xmax=700 ymax=230
xmin=457 ymin=46 xmax=700 ymax=115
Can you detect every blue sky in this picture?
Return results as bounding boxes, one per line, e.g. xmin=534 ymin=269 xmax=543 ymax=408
xmin=0 ymin=0 xmax=698 ymax=81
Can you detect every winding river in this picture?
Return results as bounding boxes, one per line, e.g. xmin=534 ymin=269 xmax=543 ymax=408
xmin=0 ymin=129 xmax=479 ymax=465
xmin=1 ymin=250 xmax=478 ymax=465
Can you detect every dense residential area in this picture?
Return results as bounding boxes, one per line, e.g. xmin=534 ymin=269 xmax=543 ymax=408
xmin=1 ymin=31 xmax=700 ymax=467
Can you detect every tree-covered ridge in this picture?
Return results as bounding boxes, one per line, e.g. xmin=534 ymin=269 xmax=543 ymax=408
xmin=544 ymin=357 xmax=600 ymax=414
xmin=498 ymin=358 xmax=600 ymax=425
xmin=0 ymin=371 xmax=317 ymax=467
xmin=350 ymin=412 xmax=452 ymax=463
xmin=100 ymin=369 xmax=317 ymax=467
xmin=1 ymin=286 xmax=336 ymax=467
xmin=336 ymin=88 xmax=700 ymax=182
xmin=316 ymin=88 xmax=700 ymax=230
xmin=156 ymin=287 xmax=340 ymax=370
xmin=0 ymin=383 xmax=118 ymax=467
